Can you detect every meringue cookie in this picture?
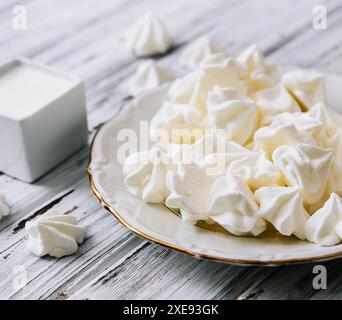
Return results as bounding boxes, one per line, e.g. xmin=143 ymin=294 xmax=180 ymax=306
xmin=237 ymin=45 xmax=280 ymax=92
xmin=254 ymin=123 xmax=317 ymax=156
xmin=190 ymin=57 xmax=248 ymax=111
xmin=273 ymin=143 xmax=333 ymax=205
xmin=25 ymin=211 xmax=85 ymax=258
xmin=208 ymin=173 xmax=266 ymax=236
xmin=253 ymin=83 xmax=301 ymax=125
xmin=206 ymin=86 xmax=258 ymax=145
xmin=124 ymin=12 xmax=171 ymax=56
xmin=271 ymin=112 xmax=322 ymax=137
xmin=0 ymin=192 xmax=10 ymax=221
xmin=168 ymin=71 xmax=200 ymax=105
xmin=179 ymin=37 xmax=220 ymax=69
xmin=166 ymin=163 xmax=219 ymax=222
xmin=123 ymin=147 xmax=172 ymax=203
xmin=149 ymin=102 xmax=206 ymax=144
xmin=130 ymin=60 xmax=174 ymax=96
xmin=255 ymin=186 xmax=309 ymax=240
xmin=282 ymin=70 xmax=326 ymax=110
xmin=191 ymin=133 xmax=253 ymax=175
xmin=308 ymin=102 xmax=342 ymax=138
xmin=228 ymin=151 xmax=282 ymax=190
xmin=327 ymin=130 xmax=342 ymax=196
xmin=200 ymin=53 xmax=228 ymax=67
xmin=305 ymin=193 xmax=342 ymax=246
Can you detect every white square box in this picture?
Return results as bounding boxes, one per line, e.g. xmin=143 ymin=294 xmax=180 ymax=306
xmin=0 ymin=58 xmax=88 ymax=182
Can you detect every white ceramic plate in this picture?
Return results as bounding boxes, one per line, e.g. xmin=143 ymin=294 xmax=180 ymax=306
xmin=88 ymin=74 xmax=342 ymax=266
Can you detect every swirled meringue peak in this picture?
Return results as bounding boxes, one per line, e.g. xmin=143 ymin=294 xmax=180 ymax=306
xmin=0 ymin=192 xmax=10 ymax=221
xmin=130 ymin=60 xmax=174 ymax=96
xmin=237 ymin=45 xmax=280 ymax=92
xmin=149 ymin=102 xmax=206 ymax=144
xmin=123 ymin=146 xmax=173 ymax=203
xmin=166 ymin=163 xmax=219 ymax=223
xmin=254 ymin=123 xmax=317 ymax=157
xmin=282 ymin=70 xmax=326 ymax=110
xmin=179 ymin=37 xmax=220 ymax=69
xmin=208 ymin=173 xmax=266 ymax=236
xmin=124 ymin=12 xmax=171 ymax=56
xmin=206 ymin=86 xmax=258 ymax=145
xmin=25 ymin=211 xmax=85 ymax=258
xmin=305 ymin=193 xmax=342 ymax=246
xmin=308 ymin=102 xmax=342 ymax=138
xmin=327 ymin=130 xmax=342 ymax=196
xmin=228 ymin=151 xmax=282 ymax=190
xmin=273 ymin=144 xmax=334 ymax=205
xmin=253 ymin=83 xmax=301 ymax=125
xmin=255 ymin=186 xmax=309 ymax=240
xmin=190 ymin=57 xmax=248 ymax=111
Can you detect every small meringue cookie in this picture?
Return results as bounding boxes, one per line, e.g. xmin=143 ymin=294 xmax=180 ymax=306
xmin=273 ymin=143 xmax=334 ymax=205
xmin=200 ymin=53 xmax=228 ymax=67
xmin=149 ymin=102 xmax=206 ymax=144
xmin=254 ymin=123 xmax=317 ymax=157
xmin=253 ymin=83 xmax=301 ymax=125
xmin=237 ymin=45 xmax=280 ymax=92
xmin=208 ymin=173 xmax=266 ymax=236
xmin=0 ymin=192 xmax=10 ymax=221
xmin=255 ymin=186 xmax=309 ymax=240
xmin=282 ymin=70 xmax=326 ymax=110
xmin=190 ymin=57 xmax=248 ymax=111
xmin=271 ymin=112 xmax=322 ymax=137
xmin=124 ymin=12 xmax=171 ymax=56
xmin=206 ymin=86 xmax=259 ymax=145
xmin=168 ymin=71 xmax=201 ymax=105
xmin=179 ymin=37 xmax=220 ymax=69
xmin=123 ymin=147 xmax=172 ymax=203
xmin=305 ymin=193 xmax=342 ymax=246
xmin=308 ymin=102 xmax=342 ymax=138
xmin=228 ymin=151 xmax=282 ymax=190
xmin=130 ymin=60 xmax=174 ymax=96
xmin=25 ymin=211 xmax=85 ymax=258
xmin=326 ymin=130 xmax=342 ymax=196
xmin=166 ymin=163 xmax=219 ymax=223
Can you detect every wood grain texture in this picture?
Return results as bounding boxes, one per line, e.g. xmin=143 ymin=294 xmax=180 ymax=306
xmin=0 ymin=0 xmax=341 ymax=300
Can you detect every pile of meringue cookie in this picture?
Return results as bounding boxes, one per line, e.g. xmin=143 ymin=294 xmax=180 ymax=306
xmin=123 ymin=15 xmax=342 ymax=247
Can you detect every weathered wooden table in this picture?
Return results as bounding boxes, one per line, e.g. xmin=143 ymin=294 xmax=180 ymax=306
xmin=1 ymin=0 xmax=342 ymax=300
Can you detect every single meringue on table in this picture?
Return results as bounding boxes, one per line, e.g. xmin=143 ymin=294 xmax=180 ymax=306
xmin=305 ymin=193 xmax=342 ymax=246
xmin=179 ymin=37 xmax=220 ymax=69
xmin=123 ymin=146 xmax=173 ymax=203
xmin=0 ymin=192 xmax=10 ymax=221
xmin=25 ymin=211 xmax=85 ymax=258
xmin=149 ymin=101 xmax=206 ymax=144
xmin=237 ymin=45 xmax=280 ymax=93
xmin=282 ymin=69 xmax=326 ymax=111
xmin=129 ymin=60 xmax=174 ymax=96
xmin=228 ymin=151 xmax=282 ymax=190
xmin=254 ymin=123 xmax=317 ymax=157
xmin=272 ymin=143 xmax=334 ymax=205
xmin=124 ymin=12 xmax=171 ymax=56
xmin=253 ymin=83 xmax=301 ymax=125
xmin=206 ymin=86 xmax=259 ymax=145
xmin=255 ymin=186 xmax=309 ymax=240
xmin=208 ymin=173 xmax=266 ymax=236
